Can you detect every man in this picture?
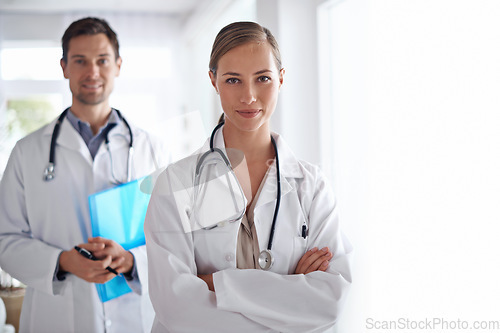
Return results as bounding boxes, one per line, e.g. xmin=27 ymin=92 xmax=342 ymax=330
xmin=0 ymin=17 xmax=168 ymax=332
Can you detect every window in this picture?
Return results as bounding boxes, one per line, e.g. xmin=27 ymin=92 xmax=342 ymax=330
xmin=119 ymin=47 xmax=171 ymax=79
xmin=0 ymin=94 xmax=62 ymax=176
xmin=1 ymin=44 xmax=61 ymax=80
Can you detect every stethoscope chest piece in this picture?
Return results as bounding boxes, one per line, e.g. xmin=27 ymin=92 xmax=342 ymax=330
xmin=258 ymin=249 xmax=274 ymax=270
xmin=44 ymin=163 xmax=55 ymax=181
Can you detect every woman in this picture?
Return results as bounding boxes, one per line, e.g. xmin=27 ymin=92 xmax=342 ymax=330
xmin=145 ymin=21 xmax=352 ymax=332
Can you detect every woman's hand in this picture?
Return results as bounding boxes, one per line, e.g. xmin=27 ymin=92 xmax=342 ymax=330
xmin=294 ymin=247 xmax=333 ymax=274
xmin=196 ymin=248 xmax=332 ymax=290
xmin=198 ymin=274 xmax=215 ymax=291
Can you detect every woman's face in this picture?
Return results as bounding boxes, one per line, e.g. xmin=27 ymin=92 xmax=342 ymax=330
xmin=209 ymin=41 xmax=284 ymax=133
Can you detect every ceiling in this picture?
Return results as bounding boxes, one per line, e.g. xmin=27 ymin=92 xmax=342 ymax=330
xmin=0 ymin=0 xmax=202 ymax=14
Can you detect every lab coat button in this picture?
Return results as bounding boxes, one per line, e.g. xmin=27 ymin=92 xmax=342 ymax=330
xmin=105 ymin=320 xmax=112 ymax=327
xmin=225 ymin=253 xmax=234 ymax=262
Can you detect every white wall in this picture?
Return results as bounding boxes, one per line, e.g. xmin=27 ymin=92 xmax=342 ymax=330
xmin=328 ymin=0 xmax=500 ymax=332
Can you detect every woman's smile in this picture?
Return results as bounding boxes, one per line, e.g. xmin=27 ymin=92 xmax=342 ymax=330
xmin=236 ymin=109 xmax=262 ymax=118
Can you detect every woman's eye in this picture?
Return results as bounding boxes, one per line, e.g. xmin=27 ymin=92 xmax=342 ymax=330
xmin=258 ymin=76 xmax=271 ymax=82
xmin=226 ymin=78 xmax=239 ymax=84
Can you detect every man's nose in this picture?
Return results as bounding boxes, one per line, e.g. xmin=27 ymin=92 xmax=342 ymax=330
xmin=85 ymin=62 xmax=100 ymax=78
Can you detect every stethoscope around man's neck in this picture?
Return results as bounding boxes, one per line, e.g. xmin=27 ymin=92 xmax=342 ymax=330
xmin=43 ymin=107 xmax=134 ymax=184
xmin=209 ymin=121 xmax=281 ymax=270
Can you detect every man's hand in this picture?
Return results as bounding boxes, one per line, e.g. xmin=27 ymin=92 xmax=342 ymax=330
xmin=294 ymin=247 xmax=333 ymax=275
xmin=59 ymin=246 xmax=116 ymax=283
xmin=87 ymin=237 xmax=134 ymax=274
xmin=59 ymin=237 xmax=134 ymax=283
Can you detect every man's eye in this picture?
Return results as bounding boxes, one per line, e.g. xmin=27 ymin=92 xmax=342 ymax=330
xmin=258 ymin=76 xmax=271 ymax=82
xmin=99 ymin=59 xmax=109 ymax=65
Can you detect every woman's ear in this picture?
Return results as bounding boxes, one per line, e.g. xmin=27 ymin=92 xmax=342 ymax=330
xmin=209 ymin=70 xmax=219 ymax=94
xmin=279 ymin=68 xmax=285 ymax=89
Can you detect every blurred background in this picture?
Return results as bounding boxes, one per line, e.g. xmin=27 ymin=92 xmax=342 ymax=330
xmin=1 ymin=0 xmax=500 ymax=332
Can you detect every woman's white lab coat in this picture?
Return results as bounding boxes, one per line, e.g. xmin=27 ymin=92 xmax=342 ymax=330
xmin=0 ymin=115 xmax=169 ymax=333
xmin=145 ymin=130 xmax=352 ymax=333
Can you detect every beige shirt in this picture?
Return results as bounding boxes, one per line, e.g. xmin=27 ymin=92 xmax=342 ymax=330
xmin=236 ymin=168 xmax=270 ymax=269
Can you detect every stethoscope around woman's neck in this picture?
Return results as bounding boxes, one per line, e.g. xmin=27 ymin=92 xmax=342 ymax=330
xmin=43 ymin=107 xmax=134 ymax=184
xmin=209 ymin=121 xmax=281 ymax=270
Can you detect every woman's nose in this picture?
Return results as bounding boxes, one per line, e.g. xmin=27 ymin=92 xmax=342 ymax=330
xmin=240 ymin=84 xmax=257 ymax=105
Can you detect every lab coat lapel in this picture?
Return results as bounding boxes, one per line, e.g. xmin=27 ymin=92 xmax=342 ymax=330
xmin=42 ymin=116 xmax=93 ymax=166
xmin=253 ymin=160 xmax=293 ymax=250
xmin=272 ymin=133 xmax=304 ymax=180
xmin=253 ymin=133 xmax=304 ymax=251
xmin=254 ymin=133 xmax=304 ymax=209
xmin=93 ymin=119 xmax=130 ymax=159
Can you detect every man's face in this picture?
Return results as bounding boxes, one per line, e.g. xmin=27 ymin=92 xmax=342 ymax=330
xmin=61 ymin=33 xmax=121 ymax=107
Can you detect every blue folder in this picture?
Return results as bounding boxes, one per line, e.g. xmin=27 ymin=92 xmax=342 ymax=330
xmin=88 ymin=177 xmax=151 ymax=302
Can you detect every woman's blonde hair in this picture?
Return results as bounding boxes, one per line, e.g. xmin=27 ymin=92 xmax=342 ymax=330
xmin=209 ymin=21 xmax=282 ymax=75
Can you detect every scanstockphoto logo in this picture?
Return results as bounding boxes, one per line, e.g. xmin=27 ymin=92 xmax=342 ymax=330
xmin=365 ymin=317 xmax=500 ymax=331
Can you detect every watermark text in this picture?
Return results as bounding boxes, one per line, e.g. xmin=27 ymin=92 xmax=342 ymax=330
xmin=366 ymin=317 xmax=500 ymax=331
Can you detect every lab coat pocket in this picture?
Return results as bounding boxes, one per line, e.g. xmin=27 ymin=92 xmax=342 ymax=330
xmin=193 ymin=220 xmax=240 ymax=274
xmin=284 ymin=236 xmax=307 ymax=274
xmin=28 ymin=282 xmax=75 ymax=331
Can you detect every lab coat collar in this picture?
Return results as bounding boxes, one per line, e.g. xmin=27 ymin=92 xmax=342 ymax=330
xmin=43 ymin=114 xmax=93 ymax=165
xmin=93 ymin=113 xmax=131 ymax=157
xmin=205 ymin=125 xmax=304 ymax=210
xmin=42 ymin=109 xmax=131 ymax=165
xmin=209 ymin=125 xmax=305 ymax=179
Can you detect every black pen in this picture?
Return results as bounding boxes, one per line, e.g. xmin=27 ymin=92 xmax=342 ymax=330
xmin=301 ymin=223 xmax=308 ymax=239
xmin=74 ymin=246 xmax=119 ymax=275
